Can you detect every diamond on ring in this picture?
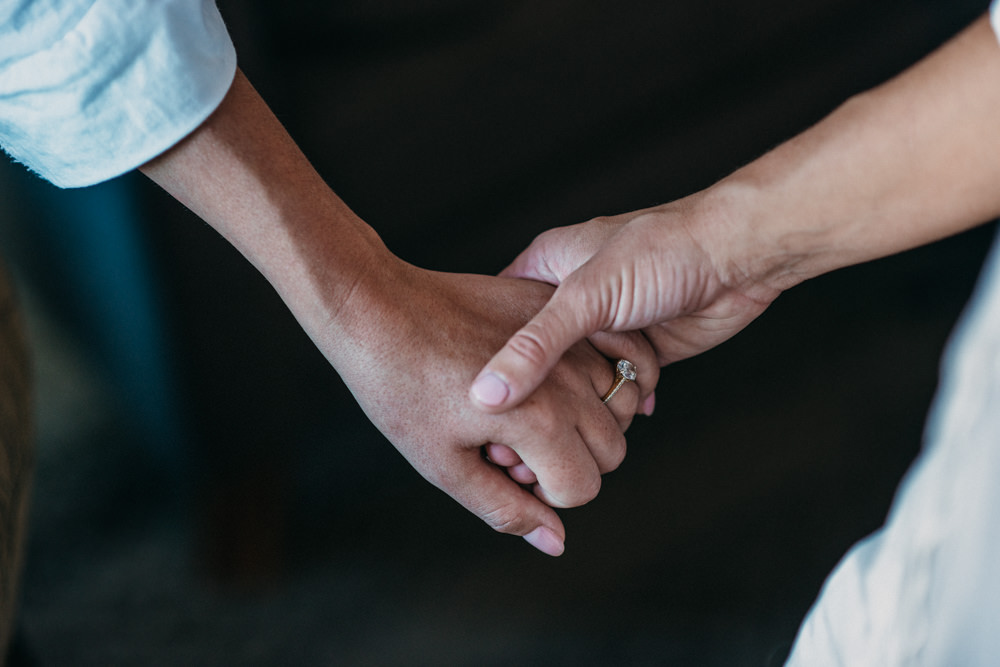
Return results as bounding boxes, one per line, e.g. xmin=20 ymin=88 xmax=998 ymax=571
xmin=617 ymin=359 xmax=637 ymax=382
xmin=602 ymin=358 xmax=637 ymax=404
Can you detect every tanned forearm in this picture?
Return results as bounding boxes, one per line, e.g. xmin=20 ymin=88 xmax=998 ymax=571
xmin=139 ymin=69 xmax=394 ymax=366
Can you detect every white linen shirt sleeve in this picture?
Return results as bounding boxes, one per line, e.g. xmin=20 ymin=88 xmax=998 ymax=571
xmin=0 ymin=0 xmax=236 ymax=188
xmin=992 ymin=0 xmax=1000 ymax=43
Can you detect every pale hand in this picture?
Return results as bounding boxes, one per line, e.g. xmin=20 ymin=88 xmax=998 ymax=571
xmin=470 ymin=198 xmax=782 ymax=413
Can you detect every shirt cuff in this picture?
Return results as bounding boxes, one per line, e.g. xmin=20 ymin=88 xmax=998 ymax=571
xmin=991 ymin=0 xmax=1000 ymax=44
xmin=0 ymin=0 xmax=236 ymax=188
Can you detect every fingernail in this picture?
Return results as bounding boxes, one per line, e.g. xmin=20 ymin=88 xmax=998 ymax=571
xmin=471 ymin=372 xmax=510 ymax=407
xmin=641 ymin=392 xmax=656 ymax=416
xmin=523 ymin=526 xmax=565 ymax=557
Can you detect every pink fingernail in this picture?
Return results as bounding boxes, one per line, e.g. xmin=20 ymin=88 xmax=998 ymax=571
xmin=641 ymin=392 xmax=656 ymax=416
xmin=471 ymin=372 xmax=510 ymax=407
xmin=523 ymin=526 xmax=565 ymax=557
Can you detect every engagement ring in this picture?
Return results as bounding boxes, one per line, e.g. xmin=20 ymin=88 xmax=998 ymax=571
xmin=601 ymin=358 xmax=637 ymax=404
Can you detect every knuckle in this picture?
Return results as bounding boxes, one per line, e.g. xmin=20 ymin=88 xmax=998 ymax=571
xmin=481 ymin=504 xmax=528 ymax=536
xmin=532 ymin=227 xmax=561 ymax=246
xmin=557 ymin=473 xmax=601 ymax=508
xmin=526 ymin=407 xmax=561 ymax=439
xmin=506 ymin=325 xmax=553 ymax=369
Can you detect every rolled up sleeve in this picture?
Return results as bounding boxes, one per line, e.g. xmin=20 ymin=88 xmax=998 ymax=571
xmin=0 ymin=0 xmax=236 ymax=188
xmin=992 ymin=0 xmax=1000 ymax=43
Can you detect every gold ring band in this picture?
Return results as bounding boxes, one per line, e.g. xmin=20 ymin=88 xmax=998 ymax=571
xmin=601 ymin=359 xmax=637 ymax=404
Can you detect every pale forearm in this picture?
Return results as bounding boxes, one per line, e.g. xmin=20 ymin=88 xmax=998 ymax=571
xmin=472 ymin=15 xmax=1000 ymax=413
xmin=705 ymin=14 xmax=1000 ymax=291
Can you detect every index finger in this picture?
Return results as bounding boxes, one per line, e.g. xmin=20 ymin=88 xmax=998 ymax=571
xmin=441 ymin=449 xmax=568 ymax=556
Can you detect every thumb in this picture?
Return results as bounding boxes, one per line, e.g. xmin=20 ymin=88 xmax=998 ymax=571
xmin=498 ymin=243 xmax=560 ymax=283
xmin=451 ymin=454 xmax=567 ymax=556
xmin=470 ymin=283 xmax=599 ymax=413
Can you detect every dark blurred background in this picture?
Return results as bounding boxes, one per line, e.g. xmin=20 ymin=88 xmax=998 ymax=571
xmin=0 ymin=0 xmax=994 ymax=664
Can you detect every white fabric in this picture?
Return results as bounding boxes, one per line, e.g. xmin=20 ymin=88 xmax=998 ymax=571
xmin=786 ymin=233 xmax=1000 ymax=664
xmin=786 ymin=6 xmax=1000 ymax=663
xmin=992 ymin=0 xmax=1000 ymax=47
xmin=0 ymin=0 xmax=236 ymax=187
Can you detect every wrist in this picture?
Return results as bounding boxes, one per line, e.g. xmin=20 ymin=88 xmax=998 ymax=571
xmin=686 ymin=179 xmax=817 ymax=299
xmin=140 ymin=68 xmax=406 ymax=362
xmin=256 ymin=197 xmax=407 ymax=362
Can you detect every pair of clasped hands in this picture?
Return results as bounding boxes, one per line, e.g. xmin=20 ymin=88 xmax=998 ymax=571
xmin=393 ymin=204 xmax=776 ymax=558
xmin=342 ymin=200 xmax=777 ymax=559
xmin=284 ymin=14 xmax=1000 ymax=559
xmin=155 ymin=14 xmax=1000 ymax=559
xmin=142 ymin=71 xmax=776 ymax=559
xmin=159 ymin=12 xmax=1000 ymax=555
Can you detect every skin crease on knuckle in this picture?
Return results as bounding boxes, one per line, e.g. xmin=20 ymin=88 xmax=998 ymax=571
xmin=480 ymin=502 xmax=531 ymax=536
xmin=504 ymin=321 xmax=558 ymax=372
xmin=515 ymin=390 xmax=566 ymax=445
xmin=522 ymin=392 xmax=603 ymax=490
xmin=510 ymin=416 xmax=599 ymax=508
xmin=555 ymin=350 xmax=631 ymax=469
